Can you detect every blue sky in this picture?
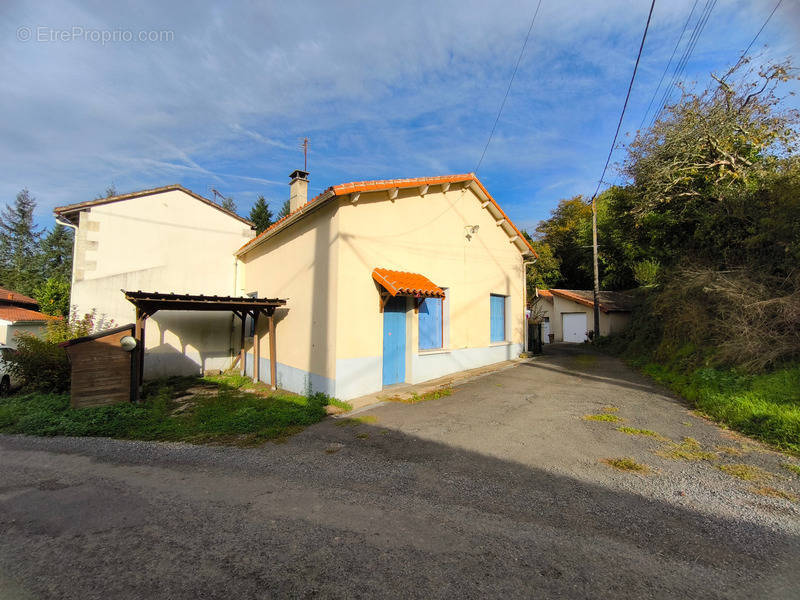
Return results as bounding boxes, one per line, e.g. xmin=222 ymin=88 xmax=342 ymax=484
xmin=1 ymin=0 xmax=798 ymax=234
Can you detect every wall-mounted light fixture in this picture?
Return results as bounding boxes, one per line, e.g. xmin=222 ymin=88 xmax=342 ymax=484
xmin=464 ymin=224 xmax=480 ymax=240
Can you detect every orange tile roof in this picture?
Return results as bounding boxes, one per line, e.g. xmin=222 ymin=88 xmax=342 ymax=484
xmin=0 ymin=287 xmax=38 ymax=306
xmin=372 ymin=268 xmax=445 ymax=298
xmin=0 ymin=306 xmax=58 ymax=323
xmin=537 ymin=289 xmax=553 ymax=298
xmin=237 ymin=173 xmax=537 ymax=257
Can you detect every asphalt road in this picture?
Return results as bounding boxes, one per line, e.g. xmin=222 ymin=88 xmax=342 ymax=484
xmin=1 ymin=344 xmax=798 ymax=599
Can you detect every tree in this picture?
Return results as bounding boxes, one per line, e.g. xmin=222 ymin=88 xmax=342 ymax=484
xmin=249 ymin=195 xmax=273 ymax=234
xmin=34 ymin=277 xmax=70 ymax=317
xmin=277 ymin=199 xmax=291 ymax=220
xmin=220 ymin=197 xmax=237 ymax=213
xmin=534 ymin=196 xmax=593 ymax=289
xmin=95 ymin=185 xmax=117 ymax=199
xmin=0 ymin=189 xmax=41 ymax=295
xmin=38 ymin=224 xmax=73 ymax=283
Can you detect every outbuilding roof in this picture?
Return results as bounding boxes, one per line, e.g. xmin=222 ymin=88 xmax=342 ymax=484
xmin=372 ymin=268 xmax=445 ymax=298
xmin=548 ymin=289 xmax=636 ymax=313
xmin=0 ymin=306 xmax=58 ymax=323
xmin=236 ymin=173 xmax=536 ymax=257
xmin=0 ymin=287 xmax=38 ymax=307
xmin=54 ymin=184 xmax=254 ymax=227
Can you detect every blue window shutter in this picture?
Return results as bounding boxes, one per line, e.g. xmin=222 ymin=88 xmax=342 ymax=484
xmin=490 ymin=295 xmax=505 ymax=342
xmin=418 ymin=297 xmax=442 ymax=350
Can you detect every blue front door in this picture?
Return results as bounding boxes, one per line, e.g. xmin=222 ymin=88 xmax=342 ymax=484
xmin=382 ymin=296 xmax=406 ymax=386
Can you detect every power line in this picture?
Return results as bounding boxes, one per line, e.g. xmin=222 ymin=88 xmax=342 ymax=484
xmin=649 ymin=0 xmax=716 ymax=127
xmin=474 ymin=0 xmax=543 ymax=175
xmin=637 ymin=0 xmax=699 ymax=133
xmin=591 ymin=0 xmax=657 ymax=201
xmin=725 ymin=0 xmax=783 ymax=78
xmin=589 ymin=0 xmax=656 ymax=341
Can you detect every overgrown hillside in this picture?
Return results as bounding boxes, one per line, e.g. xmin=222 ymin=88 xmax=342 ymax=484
xmin=531 ymin=59 xmax=800 ymax=452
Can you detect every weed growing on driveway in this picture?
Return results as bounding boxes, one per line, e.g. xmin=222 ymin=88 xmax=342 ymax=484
xmin=386 ymin=387 xmax=453 ymax=404
xmin=657 ymin=437 xmax=717 ymax=461
xmin=781 ymin=463 xmax=800 ymax=477
xmin=601 ymin=457 xmax=650 ymax=473
xmin=718 ymin=463 xmax=773 ymax=482
xmin=617 ymin=427 xmax=668 ymax=441
xmin=750 ymin=486 xmax=798 ymax=502
xmin=583 ymin=413 xmax=624 ymax=423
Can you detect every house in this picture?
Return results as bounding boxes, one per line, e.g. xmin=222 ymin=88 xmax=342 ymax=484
xmin=535 ymin=288 xmax=634 ymax=343
xmin=0 ymin=287 xmax=57 ymax=347
xmin=55 ymin=171 xmax=536 ymax=400
xmin=54 ymin=185 xmax=256 ymax=377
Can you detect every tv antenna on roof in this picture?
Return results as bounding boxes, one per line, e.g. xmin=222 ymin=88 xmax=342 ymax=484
xmin=299 ymin=137 xmax=309 ymax=171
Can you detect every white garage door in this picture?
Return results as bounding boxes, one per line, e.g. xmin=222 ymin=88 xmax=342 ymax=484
xmin=562 ymin=313 xmax=587 ymax=343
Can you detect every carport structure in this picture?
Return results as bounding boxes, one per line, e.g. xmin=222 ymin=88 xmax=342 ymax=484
xmin=124 ymin=291 xmax=287 ymax=398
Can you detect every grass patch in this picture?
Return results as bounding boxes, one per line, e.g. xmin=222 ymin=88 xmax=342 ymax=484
xmin=718 ymin=463 xmax=773 ymax=482
xmin=573 ymin=354 xmax=598 ymax=368
xmin=583 ymin=413 xmax=624 ymax=423
xmin=601 ymin=457 xmax=650 ymax=473
xmin=387 ymin=387 xmax=453 ymax=404
xmin=327 ymin=398 xmax=353 ymax=412
xmin=0 ymin=376 xmax=341 ymax=446
xmin=617 ymin=426 xmax=668 ymax=441
xmin=355 ymin=432 xmax=369 ymax=439
xmin=781 ymin=463 xmax=800 ymax=477
xmin=750 ymin=486 xmax=798 ymax=502
xmin=602 ymin=406 xmax=619 ymax=413
xmin=657 ymin=437 xmax=717 ymax=461
xmin=334 ymin=415 xmax=378 ymax=427
xmin=639 ymin=362 xmax=800 ymax=454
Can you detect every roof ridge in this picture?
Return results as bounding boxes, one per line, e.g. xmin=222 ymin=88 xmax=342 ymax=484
xmin=236 ymin=173 xmax=536 ymax=257
xmin=54 ymin=184 xmax=254 ymax=228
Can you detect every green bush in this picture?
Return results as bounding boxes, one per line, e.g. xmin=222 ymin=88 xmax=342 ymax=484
xmin=6 ymin=335 xmax=70 ymax=393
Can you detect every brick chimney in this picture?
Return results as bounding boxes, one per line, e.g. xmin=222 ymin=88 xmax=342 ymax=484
xmin=289 ymin=169 xmax=309 ymax=212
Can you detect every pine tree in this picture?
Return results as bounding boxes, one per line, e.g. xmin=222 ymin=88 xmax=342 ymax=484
xmin=248 ymin=196 xmax=273 ymax=234
xmin=38 ymin=224 xmax=73 ymax=282
xmin=277 ymin=199 xmax=291 ymax=220
xmin=0 ymin=189 xmax=42 ymax=295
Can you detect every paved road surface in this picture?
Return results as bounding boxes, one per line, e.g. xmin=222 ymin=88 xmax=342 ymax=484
xmin=1 ymin=344 xmax=798 ymax=599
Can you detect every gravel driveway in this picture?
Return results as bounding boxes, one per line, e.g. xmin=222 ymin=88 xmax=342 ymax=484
xmin=1 ymin=344 xmax=798 ymax=599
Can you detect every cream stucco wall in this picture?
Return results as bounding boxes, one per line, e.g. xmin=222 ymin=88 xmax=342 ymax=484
xmin=240 ymin=182 xmax=527 ymax=399
xmin=69 ymin=190 xmax=254 ymax=377
xmin=239 ymin=201 xmax=339 ymax=395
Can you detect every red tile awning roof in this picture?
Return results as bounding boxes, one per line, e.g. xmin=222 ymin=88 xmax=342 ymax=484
xmin=0 ymin=287 xmax=38 ymax=306
xmin=372 ymin=268 xmax=445 ymax=298
xmin=0 ymin=306 xmax=58 ymax=323
xmin=237 ymin=173 xmax=537 ymax=258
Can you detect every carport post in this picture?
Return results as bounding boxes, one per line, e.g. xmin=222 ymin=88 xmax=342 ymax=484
xmin=268 ymin=311 xmax=277 ymax=390
xmin=252 ymin=311 xmax=260 ymax=383
xmin=239 ymin=311 xmax=247 ymax=377
xmin=134 ymin=308 xmax=148 ymax=401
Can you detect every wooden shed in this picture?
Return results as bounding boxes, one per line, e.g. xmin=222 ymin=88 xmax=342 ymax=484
xmin=61 ymin=324 xmax=137 ymax=408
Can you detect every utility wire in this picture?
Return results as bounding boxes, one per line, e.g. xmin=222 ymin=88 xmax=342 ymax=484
xmin=724 ymin=0 xmax=783 ymax=79
xmin=591 ymin=0 xmax=657 ymax=201
xmin=637 ymin=0 xmax=699 ymax=133
xmin=650 ymin=0 xmax=716 ymax=127
xmin=474 ymin=0 xmax=543 ymax=175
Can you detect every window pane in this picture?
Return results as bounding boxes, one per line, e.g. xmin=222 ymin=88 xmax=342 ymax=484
xmin=490 ymin=295 xmax=505 ymax=342
xmin=418 ymin=297 xmax=442 ymax=350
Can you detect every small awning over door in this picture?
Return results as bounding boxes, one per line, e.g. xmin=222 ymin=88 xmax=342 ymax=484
xmin=372 ymin=267 xmax=445 ymax=313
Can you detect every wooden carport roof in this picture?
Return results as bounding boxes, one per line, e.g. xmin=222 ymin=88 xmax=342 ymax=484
xmin=123 ymin=291 xmax=288 ymax=398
